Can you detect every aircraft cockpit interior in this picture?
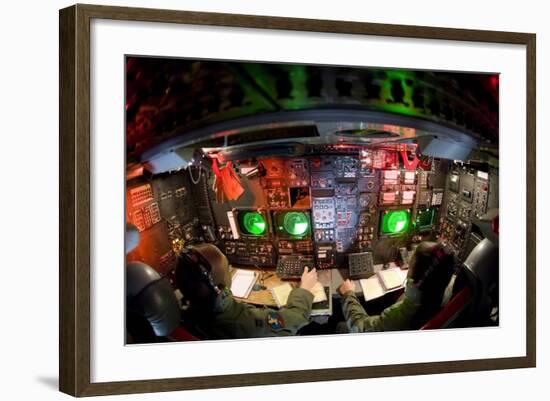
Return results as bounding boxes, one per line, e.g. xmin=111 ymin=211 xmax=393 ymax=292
xmin=125 ymin=58 xmax=499 ymax=343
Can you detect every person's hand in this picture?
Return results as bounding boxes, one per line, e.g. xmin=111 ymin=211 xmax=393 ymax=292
xmin=300 ymin=266 xmax=318 ymax=293
xmin=338 ymin=279 xmax=355 ymax=295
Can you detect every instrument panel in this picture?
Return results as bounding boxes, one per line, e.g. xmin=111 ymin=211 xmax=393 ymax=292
xmin=126 ymin=145 xmax=495 ymax=273
xmin=439 ymin=166 xmax=495 ymax=258
xmin=206 ymin=147 xmax=457 ymax=268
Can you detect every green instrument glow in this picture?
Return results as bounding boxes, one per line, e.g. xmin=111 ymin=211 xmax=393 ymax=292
xmin=240 ymin=211 xmax=267 ymax=235
xmin=381 ymin=210 xmax=410 ymax=235
xmin=415 ymin=208 xmax=436 ymax=230
xmin=283 ymin=212 xmax=309 ymax=236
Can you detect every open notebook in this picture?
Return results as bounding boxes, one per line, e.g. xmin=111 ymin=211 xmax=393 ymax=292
xmin=359 ymin=267 xmax=408 ymax=301
xmin=270 ymin=282 xmax=332 ymax=316
xmin=270 ymin=282 xmax=327 ymax=307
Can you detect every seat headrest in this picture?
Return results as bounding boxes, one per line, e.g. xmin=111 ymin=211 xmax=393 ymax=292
xmin=126 ymin=261 xmax=180 ymax=337
xmin=463 ymin=238 xmax=498 ymax=291
xmin=126 ymin=261 xmax=161 ymax=299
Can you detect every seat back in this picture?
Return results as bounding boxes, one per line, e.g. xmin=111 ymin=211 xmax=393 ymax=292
xmin=421 ymin=237 xmax=498 ymax=329
xmin=420 ymin=286 xmax=472 ymax=330
xmin=126 ymin=261 xmax=182 ymax=342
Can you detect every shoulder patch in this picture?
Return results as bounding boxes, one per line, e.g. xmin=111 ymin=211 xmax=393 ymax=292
xmin=267 ymin=311 xmax=285 ymax=330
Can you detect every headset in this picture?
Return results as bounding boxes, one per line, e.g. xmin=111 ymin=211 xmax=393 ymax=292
xmin=177 ymin=246 xmax=221 ymax=303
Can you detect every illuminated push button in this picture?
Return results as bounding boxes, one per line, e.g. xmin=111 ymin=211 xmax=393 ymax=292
xmin=241 ymin=212 xmax=267 ymax=235
xmin=283 ymin=212 xmax=309 ymax=236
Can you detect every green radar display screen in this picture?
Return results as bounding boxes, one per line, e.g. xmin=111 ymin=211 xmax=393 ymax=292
xmin=273 ymin=211 xmax=311 ymax=239
xmin=415 ymin=208 xmax=436 ymax=231
xmin=284 ymin=212 xmax=309 ymax=236
xmin=380 ymin=209 xmax=410 ymax=236
xmin=237 ymin=211 xmax=267 ymax=236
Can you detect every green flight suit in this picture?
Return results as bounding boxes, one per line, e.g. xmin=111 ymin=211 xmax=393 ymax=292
xmin=340 ymin=279 xmax=422 ymax=332
xmin=197 ymin=286 xmax=314 ymax=339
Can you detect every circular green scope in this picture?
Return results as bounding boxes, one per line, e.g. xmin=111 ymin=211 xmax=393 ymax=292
xmin=382 ymin=210 xmax=410 ymax=234
xmin=240 ymin=211 xmax=267 ymax=235
xmin=283 ymin=212 xmax=309 ymax=236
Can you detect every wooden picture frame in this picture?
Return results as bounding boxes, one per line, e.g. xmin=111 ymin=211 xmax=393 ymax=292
xmin=59 ymin=3 xmax=536 ymax=397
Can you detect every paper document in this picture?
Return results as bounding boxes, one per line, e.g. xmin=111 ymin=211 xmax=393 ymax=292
xmin=230 ymin=269 xmax=258 ymax=298
xmin=359 ymin=268 xmax=408 ymax=301
xmin=310 ymin=281 xmax=328 ymax=303
xmin=270 ymin=282 xmax=294 ymax=307
xmin=359 ymin=276 xmax=386 ymax=301
xmin=271 ymin=281 xmax=327 ymax=307
xmin=378 ymin=268 xmax=406 ymax=291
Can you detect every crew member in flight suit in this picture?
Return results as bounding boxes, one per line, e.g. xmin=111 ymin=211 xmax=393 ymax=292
xmin=177 ymin=243 xmax=317 ymax=339
xmin=337 ymin=242 xmax=454 ymax=332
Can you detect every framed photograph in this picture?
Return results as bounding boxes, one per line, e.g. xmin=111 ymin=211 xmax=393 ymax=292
xmin=59 ymin=4 xmax=536 ymax=397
